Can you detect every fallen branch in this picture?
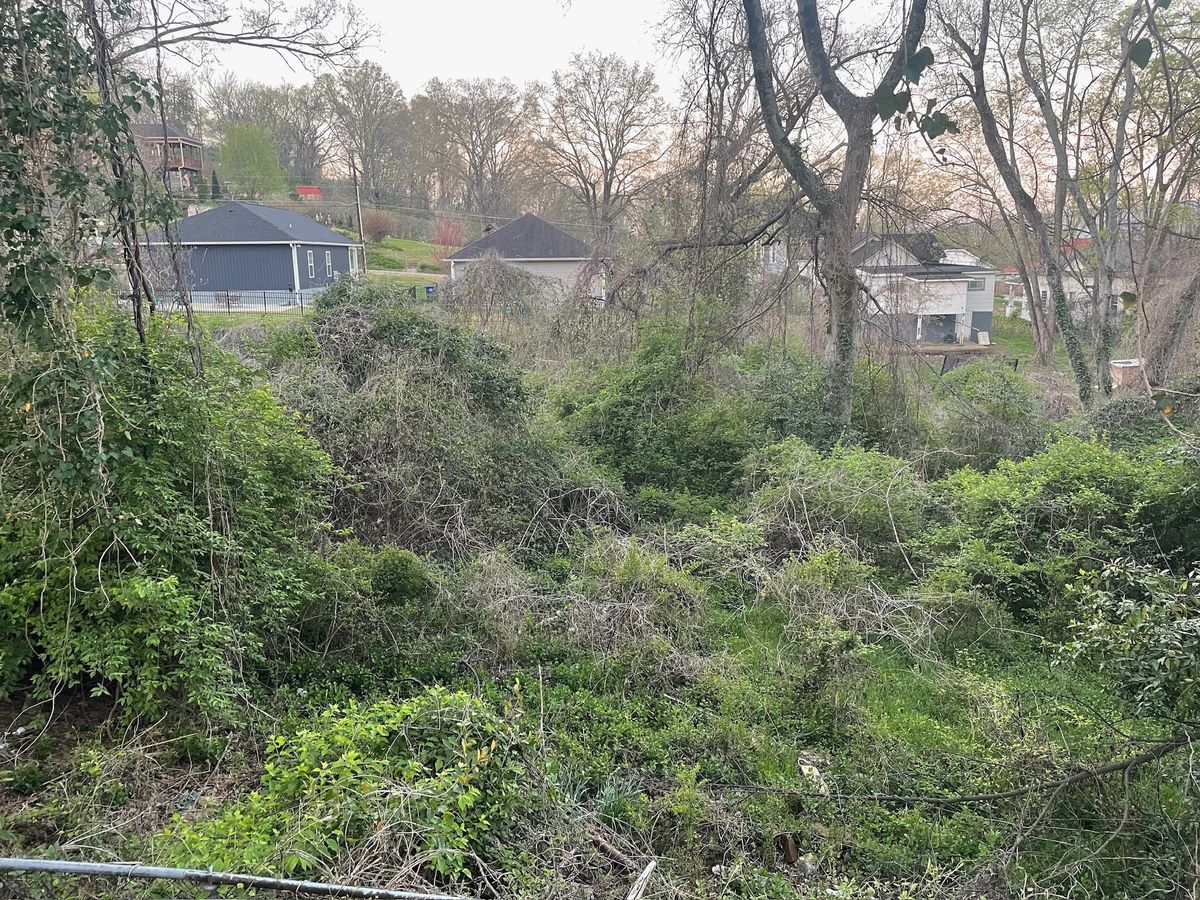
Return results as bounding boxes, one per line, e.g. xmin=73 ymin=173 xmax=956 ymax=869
xmin=718 ymin=732 xmax=1197 ymax=808
xmin=586 ymin=826 xmax=636 ymax=870
xmin=625 ymin=860 xmax=657 ymax=900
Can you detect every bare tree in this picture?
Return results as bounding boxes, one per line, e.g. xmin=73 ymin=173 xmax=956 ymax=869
xmin=743 ymin=0 xmax=932 ymax=427
xmin=938 ymin=0 xmax=1096 ymax=405
xmin=205 ymin=74 xmax=335 ymax=183
xmin=326 ymin=63 xmax=410 ymax=204
xmin=109 ymin=0 xmax=370 ymax=65
xmin=424 ymin=77 xmax=534 ymax=218
xmin=539 ymin=52 xmax=667 ymax=228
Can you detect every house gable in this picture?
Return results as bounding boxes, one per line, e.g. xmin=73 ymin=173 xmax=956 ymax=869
xmin=448 ymin=213 xmax=595 ymax=262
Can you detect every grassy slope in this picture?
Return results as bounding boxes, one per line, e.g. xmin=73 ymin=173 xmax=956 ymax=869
xmin=366 ymin=238 xmax=447 ymax=274
xmin=987 ymin=301 xmax=1072 ymax=373
xmin=0 ymin=536 xmax=1166 ymax=898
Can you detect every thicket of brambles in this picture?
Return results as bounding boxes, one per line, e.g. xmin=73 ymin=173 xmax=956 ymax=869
xmin=6 ymin=1 xmax=1200 ymax=898
xmin=4 ymin=277 xmax=1199 ymax=899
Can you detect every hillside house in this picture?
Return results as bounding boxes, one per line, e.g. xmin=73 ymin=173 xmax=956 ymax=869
xmin=855 ymin=234 xmax=998 ymax=344
xmin=761 ymin=232 xmax=999 ymax=344
xmin=145 ymin=202 xmax=362 ymax=306
xmin=447 ymin=213 xmax=605 ymax=300
xmin=132 ymin=123 xmax=204 ymax=193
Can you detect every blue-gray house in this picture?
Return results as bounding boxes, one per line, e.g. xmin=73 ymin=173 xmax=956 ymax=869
xmin=146 ymin=202 xmax=362 ymax=302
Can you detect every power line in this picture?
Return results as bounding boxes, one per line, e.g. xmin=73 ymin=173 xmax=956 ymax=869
xmin=190 ymin=190 xmax=614 ymax=238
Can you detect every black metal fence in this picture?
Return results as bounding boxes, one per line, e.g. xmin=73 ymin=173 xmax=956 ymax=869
xmin=156 ymin=290 xmax=313 ymax=315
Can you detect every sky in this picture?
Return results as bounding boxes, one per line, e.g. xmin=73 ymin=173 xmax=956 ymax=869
xmin=216 ymin=0 xmax=683 ymax=98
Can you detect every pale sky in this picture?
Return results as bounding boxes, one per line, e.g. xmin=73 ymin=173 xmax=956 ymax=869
xmin=215 ymin=0 xmax=683 ymax=98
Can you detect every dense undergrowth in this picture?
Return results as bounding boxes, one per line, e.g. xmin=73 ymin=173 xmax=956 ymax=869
xmin=2 ymin=284 xmax=1199 ymax=899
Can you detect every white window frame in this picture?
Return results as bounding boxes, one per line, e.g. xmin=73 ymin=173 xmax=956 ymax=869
xmin=306 ymin=250 xmax=315 ymax=279
xmin=967 ymin=278 xmax=986 ymax=292
xmin=325 ymin=250 xmax=333 ymax=277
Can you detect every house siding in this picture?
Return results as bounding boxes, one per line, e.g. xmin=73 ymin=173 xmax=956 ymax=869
xmin=180 ymin=245 xmax=294 ymax=293
xmin=295 ymin=243 xmax=354 ymax=291
xmin=451 ymin=258 xmax=598 ymax=298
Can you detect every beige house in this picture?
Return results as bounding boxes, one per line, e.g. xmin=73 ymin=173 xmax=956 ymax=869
xmin=759 ymin=232 xmax=998 ymax=343
xmin=447 ymin=213 xmax=604 ymax=300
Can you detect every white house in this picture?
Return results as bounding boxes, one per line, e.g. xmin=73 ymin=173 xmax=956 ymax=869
xmin=760 ymin=232 xmax=998 ymax=344
xmin=447 ymin=213 xmax=605 ymax=300
xmin=854 ymin=235 xmax=998 ymax=344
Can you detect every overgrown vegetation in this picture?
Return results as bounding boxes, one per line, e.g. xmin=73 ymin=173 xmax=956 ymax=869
xmin=5 ymin=283 xmax=1197 ymax=899
xmin=5 ymin=6 xmax=1200 ymax=896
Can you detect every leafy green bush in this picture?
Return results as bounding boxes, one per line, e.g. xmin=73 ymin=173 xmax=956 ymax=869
xmin=567 ymin=532 xmax=707 ymax=657
xmin=849 ymin=358 xmax=928 ymax=455
xmin=557 ymin=328 xmax=767 ymax=514
xmin=370 ymin=546 xmax=432 ymax=606
xmin=160 ymin=688 xmax=531 ymax=882
xmin=743 ymin=346 xmax=841 ymax=449
xmin=267 ymin=289 xmax=623 ymax=557
xmin=932 ymin=360 xmax=1044 ymax=472
xmin=1065 ymin=559 xmax=1200 ymax=719
xmin=0 ymin=303 xmax=332 ymax=718
xmin=746 ymin=439 xmax=925 ymax=573
xmin=923 ymin=436 xmax=1168 ymax=623
xmin=671 ymin=514 xmax=769 ymax=603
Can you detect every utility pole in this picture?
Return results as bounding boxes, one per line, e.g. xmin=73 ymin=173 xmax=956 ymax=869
xmin=348 ymin=150 xmax=366 ymax=276
xmin=349 ymin=152 xmax=366 ymax=246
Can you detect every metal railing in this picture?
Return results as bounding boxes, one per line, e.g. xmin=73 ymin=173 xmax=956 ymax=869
xmin=0 ymin=857 xmax=477 ymax=900
xmin=156 ymin=290 xmax=312 ymax=315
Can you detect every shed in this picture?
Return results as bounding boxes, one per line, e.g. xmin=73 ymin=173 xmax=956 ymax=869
xmin=447 ymin=213 xmax=604 ymax=299
xmin=145 ymin=202 xmax=362 ymax=301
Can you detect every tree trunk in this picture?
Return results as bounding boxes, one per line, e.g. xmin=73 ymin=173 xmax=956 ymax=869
xmin=1144 ymin=269 xmax=1200 ymax=385
xmin=820 ymin=227 xmax=859 ymax=426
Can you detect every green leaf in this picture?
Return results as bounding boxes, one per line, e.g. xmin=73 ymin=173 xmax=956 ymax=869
xmin=874 ymin=88 xmax=912 ymax=120
xmin=920 ymin=111 xmax=958 ymax=139
xmin=1130 ymin=37 xmax=1153 ymax=69
xmin=902 ymin=46 xmax=936 ymax=84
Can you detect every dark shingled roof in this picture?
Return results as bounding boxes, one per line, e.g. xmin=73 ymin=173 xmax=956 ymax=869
xmin=131 ymin=123 xmax=201 ymax=143
xmin=146 ymin=202 xmax=356 ymax=246
xmin=447 ymin=213 xmax=594 ymax=261
xmin=852 ymin=233 xmax=947 ymax=266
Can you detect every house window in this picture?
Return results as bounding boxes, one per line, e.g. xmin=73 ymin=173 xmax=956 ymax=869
xmin=306 ymin=250 xmax=315 ymax=279
xmin=967 ymin=278 xmax=986 ymax=292
xmin=325 ymin=250 xmax=333 ymax=277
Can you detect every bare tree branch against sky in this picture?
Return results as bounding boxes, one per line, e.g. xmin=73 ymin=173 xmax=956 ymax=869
xmin=212 ymin=0 xmax=681 ymax=95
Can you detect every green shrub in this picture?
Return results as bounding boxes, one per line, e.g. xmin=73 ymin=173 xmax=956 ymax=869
xmin=746 ymin=439 xmax=924 ymax=573
xmin=370 ymin=546 xmax=431 ymax=605
xmin=568 ymin=532 xmax=708 ymax=656
xmin=267 ymin=290 xmax=623 ymax=557
xmin=1065 ymin=558 xmax=1200 ymax=720
xmin=743 ymin=346 xmax=841 ymax=449
xmin=849 ymin=358 xmax=928 ymax=455
xmin=923 ymin=436 xmax=1168 ymax=624
xmin=160 ymin=688 xmax=531 ymax=882
xmin=671 ymin=514 xmax=769 ymax=603
xmin=0 ymin=303 xmax=332 ymax=719
xmin=558 ymin=327 xmax=768 ymax=511
xmin=933 ymin=360 xmax=1044 ymax=472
